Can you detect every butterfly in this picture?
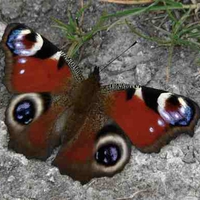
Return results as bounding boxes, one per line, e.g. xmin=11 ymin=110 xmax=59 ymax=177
xmin=1 ymin=23 xmax=200 ymax=184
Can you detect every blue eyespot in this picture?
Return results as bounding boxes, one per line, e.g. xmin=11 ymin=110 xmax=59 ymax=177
xmin=7 ymin=30 xmax=21 ymax=49
xmin=13 ymin=100 xmax=35 ymax=125
xmin=160 ymin=105 xmax=193 ymax=126
xmin=95 ymin=144 xmax=121 ymax=166
xmin=176 ymin=105 xmax=193 ymax=126
xmin=7 ymin=29 xmax=25 ymax=55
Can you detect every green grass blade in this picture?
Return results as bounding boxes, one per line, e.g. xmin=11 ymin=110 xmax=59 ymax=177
xmin=68 ymin=12 xmax=77 ymax=33
xmin=173 ymin=9 xmax=191 ymax=34
xmin=126 ymin=20 xmax=171 ymax=45
xmin=177 ymin=24 xmax=200 ymax=38
xmin=102 ymin=2 xmax=186 ymax=19
xmin=76 ymin=1 xmax=91 ymax=19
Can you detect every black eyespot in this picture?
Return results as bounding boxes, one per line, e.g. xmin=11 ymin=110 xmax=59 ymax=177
xmin=95 ymin=144 xmax=121 ymax=166
xmin=13 ymin=100 xmax=35 ymax=125
xmin=25 ymin=32 xmax=37 ymax=42
xmin=167 ymin=95 xmax=180 ymax=106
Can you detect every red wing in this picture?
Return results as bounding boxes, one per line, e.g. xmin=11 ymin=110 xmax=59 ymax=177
xmin=2 ymin=23 xmax=82 ymax=93
xmin=107 ymin=86 xmax=200 ymax=153
xmin=53 ymin=123 xmax=131 ymax=184
xmin=5 ymin=92 xmax=67 ymax=160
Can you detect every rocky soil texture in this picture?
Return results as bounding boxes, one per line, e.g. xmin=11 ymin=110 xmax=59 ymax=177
xmin=0 ymin=1 xmax=200 ymax=200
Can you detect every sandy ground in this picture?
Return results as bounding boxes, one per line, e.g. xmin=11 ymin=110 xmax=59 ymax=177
xmin=0 ymin=1 xmax=200 ymax=199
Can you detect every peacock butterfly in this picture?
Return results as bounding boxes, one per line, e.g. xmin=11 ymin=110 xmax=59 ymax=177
xmin=1 ymin=23 xmax=200 ymax=183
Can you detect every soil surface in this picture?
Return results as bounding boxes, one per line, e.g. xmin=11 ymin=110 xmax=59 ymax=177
xmin=0 ymin=1 xmax=200 ymax=200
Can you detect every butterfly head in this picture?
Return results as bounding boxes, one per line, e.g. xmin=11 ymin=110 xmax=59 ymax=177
xmin=88 ymin=66 xmax=101 ymax=82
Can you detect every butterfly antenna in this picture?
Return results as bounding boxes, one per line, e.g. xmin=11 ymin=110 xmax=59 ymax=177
xmin=100 ymin=41 xmax=137 ymax=72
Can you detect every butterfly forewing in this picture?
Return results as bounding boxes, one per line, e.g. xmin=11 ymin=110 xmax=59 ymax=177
xmin=1 ymin=23 xmax=82 ymax=93
xmin=106 ymin=85 xmax=200 ymax=153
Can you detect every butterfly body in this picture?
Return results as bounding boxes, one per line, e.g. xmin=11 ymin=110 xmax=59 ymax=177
xmin=2 ymin=23 xmax=200 ymax=183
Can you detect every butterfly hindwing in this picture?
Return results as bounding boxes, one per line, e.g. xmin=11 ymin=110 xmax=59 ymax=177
xmin=1 ymin=23 xmax=83 ymax=93
xmin=5 ymin=92 xmax=69 ymax=159
xmin=53 ymin=121 xmax=131 ymax=184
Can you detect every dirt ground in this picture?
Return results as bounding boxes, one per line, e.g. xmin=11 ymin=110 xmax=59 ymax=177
xmin=0 ymin=0 xmax=200 ymax=199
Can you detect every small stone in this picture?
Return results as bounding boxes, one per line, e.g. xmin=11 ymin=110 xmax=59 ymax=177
xmin=7 ymin=175 xmax=15 ymax=182
xmin=137 ymin=51 xmax=144 ymax=56
xmin=41 ymin=2 xmax=52 ymax=13
xmin=182 ymin=147 xmax=196 ymax=164
xmin=0 ymin=22 xmax=6 ymax=40
xmin=135 ymin=63 xmax=151 ymax=85
xmin=48 ymin=176 xmax=55 ymax=183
